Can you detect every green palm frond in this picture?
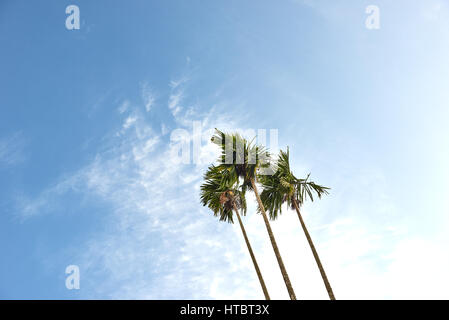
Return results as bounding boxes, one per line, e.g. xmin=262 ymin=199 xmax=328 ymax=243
xmin=200 ymin=165 xmax=247 ymax=223
xmin=211 ymin=128 xmax=272 ymax=185
xmin=294 ymin=173 xmax=330 ymax=205
xmin=259 ymin=147 xmax=330 ymax=220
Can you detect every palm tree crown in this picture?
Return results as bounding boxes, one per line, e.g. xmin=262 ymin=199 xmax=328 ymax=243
xmin=200 ymin=165 xmax=247 ymax=224
xmin=210 ymin=128 xmax=272 ymax=192
xmin=259 ymin=147 xmax=329 ymax=219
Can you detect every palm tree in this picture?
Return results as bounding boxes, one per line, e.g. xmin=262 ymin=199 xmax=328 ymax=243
xmin=259 ymin=148 xmax=335 ymax=300
xmin=200 ymin=165 xmax=270 ymax=300
xmin=211 ymin=129 xmax=297 ymax=300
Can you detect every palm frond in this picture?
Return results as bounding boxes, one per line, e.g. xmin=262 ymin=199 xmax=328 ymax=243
xmin=200 ymin=164 xmax=248 ymax=223
xmin=211 ymin=128 xmax=272 ymax=184
xmin=258 ymin=147 xmax=330 ymax=219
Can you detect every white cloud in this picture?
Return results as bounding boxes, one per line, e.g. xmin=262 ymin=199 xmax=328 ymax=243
xmin=161 ymin=123 xmax=169 ymax=135
xmin=168 ymin=91 xmax=183 ymax=116
xmin=122 ymin=115 xmax=137 ymax=130
xmin=169 ymin=76 xmax=188 ymax=89
xmin=141 ymin=82 xmax=155 ymax=112
xmin=0 ymin=132 xmax=26 ymax=166
xmin=117 ymin=100 xmax=130 ymax=114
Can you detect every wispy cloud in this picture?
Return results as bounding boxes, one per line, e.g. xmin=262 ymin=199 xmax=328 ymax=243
xmin=117 ymin=100 xmax=130 ymax=114
xmin=168 ymin=91 xmax=183 ymax=116
xmin=0 ymin=132 xmax=26 ymax=167
xmin=141 ymin=82 xmax=155 ymax=112
xmin=122 ymin=115 xmax=138 ymax=130
xmin=169 ymin=76 xmax=188 ymax=89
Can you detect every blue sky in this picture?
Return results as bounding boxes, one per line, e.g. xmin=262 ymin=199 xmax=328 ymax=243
xmin=1 ymin=0 xmax=449 ymax=299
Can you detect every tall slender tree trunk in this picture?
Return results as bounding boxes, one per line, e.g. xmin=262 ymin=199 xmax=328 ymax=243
xmin=250 ymin=178 xmax=297 ymax=300
xmin=292 ymin=199 xmax=335 ymax=300
xmin=233 ymin=204 xmax=270 ymax=300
